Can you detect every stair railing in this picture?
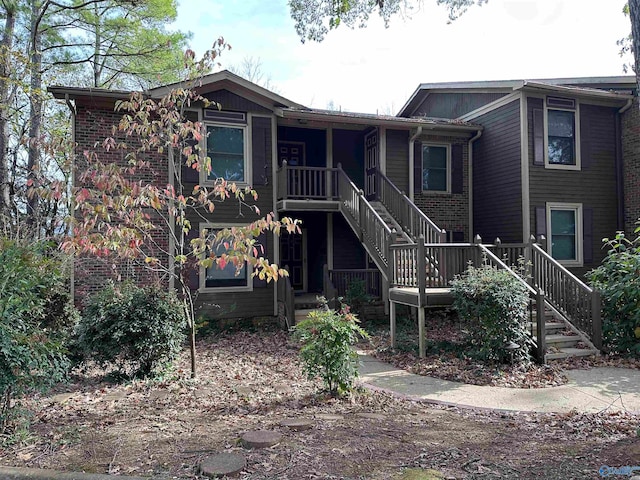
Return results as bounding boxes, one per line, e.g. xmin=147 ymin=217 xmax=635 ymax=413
xmin=486 ymin=236 xmax=602 ymax=351
xmin=377 ymin=169 xmax=446 ymax=244
xmin=322 ymin=264 xmax=339 ymax=310
xmin=336 ymin=164 xmax=392 ymax=272
xmin=277 ymin=265 xmax=296 ymax=329
xmin=530 ymin=239 xmax=602 ymax=349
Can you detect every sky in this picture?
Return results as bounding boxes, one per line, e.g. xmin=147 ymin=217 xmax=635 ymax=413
xmin=172 ymin=0 xmax=632 ymax=115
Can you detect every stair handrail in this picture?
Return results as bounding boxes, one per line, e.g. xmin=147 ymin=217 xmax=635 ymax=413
xmin=530 ymin=240 xmax=602 ymax=348
xmin=377 ymin=168 xmax=445 ymax=244
xmin=322 ymin=264 xmax=339 ymax=310
xmin=277 ymin=265 xmax=296 ymax=329
xmin=336 ymin=164 xmax=393 ymax=270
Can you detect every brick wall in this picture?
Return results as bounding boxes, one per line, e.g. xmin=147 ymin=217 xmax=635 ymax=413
xmin=622 ymin=97 xmax=640 ymax=237
xmin=412 ymin=135 xmax=470 ymax=241
xmin=73 ymin=102 xmax=170 ymax=304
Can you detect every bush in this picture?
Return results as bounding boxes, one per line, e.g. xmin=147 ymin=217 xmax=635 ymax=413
xmin=451 ymin=264 xmax=531 ymax=365
xmin=588 ymin=231 xmax=640 ymax=357
xmin=0 ymin=239 xmax=75 ymax=435
xmin=293 ymin=303 xmax=368 ymax=396
xmin=75 ymin=282 xmax=187 ymax=378
xmin=345 ymin=278 xmax=372 ymax=316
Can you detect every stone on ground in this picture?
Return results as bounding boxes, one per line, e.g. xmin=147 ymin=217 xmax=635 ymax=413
xmin=280 ymin=418 xmax=314 ymax=431
xmin=199 ymin=452 xmax=246 ymax=478
xmin=314 ymin=413 xmax=344 ymax=421
xmin=399 ymin=468 xmax=445 ymax=480
xmin=241 ymin=430 xmax=282 ymax=449
xmin=356 ymin=413 xmax=386 ymax=420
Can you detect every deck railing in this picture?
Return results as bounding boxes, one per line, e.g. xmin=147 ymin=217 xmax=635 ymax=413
xmin=329 ymin=268 xmax=382 ymax=298
xmin=377 ymin=169 xmax=445 ymax=244
xmin=276 ymin=161 xmax=339 ymax=200
xmin=390 ymin=239 xmax=543 ymax=359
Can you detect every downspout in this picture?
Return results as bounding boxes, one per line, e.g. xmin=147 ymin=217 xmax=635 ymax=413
xmin=616 ymin=97 xmax=633 ymax=232
xmin=64 ymin=93 xmax=76 ymax=303
xmin=468 ymin=128 xmax=483 ymax=241
xmin=409 ymin=126 xmax=422 ymax=201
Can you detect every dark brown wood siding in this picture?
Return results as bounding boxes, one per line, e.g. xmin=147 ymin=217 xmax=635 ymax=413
xmin=528 ymin=98 xmax=618 ymax=275
xmin=334 ymin=129 xmax=365 ymax=188
xmin=473 ymin=99 xmax=523 ymax=243
xmin=188 ymin=113 xmax=277 ymax=320
xmin=332 ymin=213 xmax=367 ymax=269
xmin=385 ymin=129 xmax=409 ymax=193
xmin=202 ymin=89 xmax=272 ymax=114
xmin=412 ymin=92 xmax=508 ymax=119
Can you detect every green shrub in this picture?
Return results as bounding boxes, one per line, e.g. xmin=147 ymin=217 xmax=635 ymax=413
xmin=588 ymin=231 xmax=640 ymax=357
xmin=345 ymin=278 xmax=372 ymax=316
xmin=293 ymin=303 xmax=368 ymax=396
xmin=451 ymin=264 xmax=531 ymax=365
xmin=75 ymin=282 xmax=187 ymax=378
xmin=0 ymin=239 xmax=74 ymax=435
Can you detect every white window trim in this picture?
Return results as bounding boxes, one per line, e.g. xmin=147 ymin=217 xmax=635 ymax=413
xmin=198 ymin=222 xmax=254 ymax=293
xmin=543 ymin=100 xmax=581 ymax=171
xmin=546 ymin=202 xmax=583 ymax=267
xmin=421 ymin=142 xmax=451 ymax=194
xmin=199 ymin=116 xmax=253 ymax=187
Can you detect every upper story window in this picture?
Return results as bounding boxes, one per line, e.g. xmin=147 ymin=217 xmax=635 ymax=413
xmin=544 ymin=97 xmax=580 ymax=170
xmin=206 ymin=124 xmax=247 ymax=183
xmin=421 ymin=144 xmax=450 ymax=193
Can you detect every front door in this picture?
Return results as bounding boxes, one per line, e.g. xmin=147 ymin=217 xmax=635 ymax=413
xmin=280 ymin=228 xmax=307 ymax=291
xmin=278 ymin=141 xmax=305 ymax=167
xmin=364 ymin=128 xmax=378 ymax=200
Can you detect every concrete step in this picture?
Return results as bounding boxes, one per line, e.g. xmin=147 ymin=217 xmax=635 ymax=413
xmin=545 ymin=334 xmax=583 ymax=349
xmin=527 ymin=321 xmax=566 ymax=332
xmin=294 ymin=308 xmax=322 ymax=322
xmin=545 ymin=347 xmax=599 ymax=360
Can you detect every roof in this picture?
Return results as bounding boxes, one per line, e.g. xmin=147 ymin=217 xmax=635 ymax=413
xmin=277 ymin=106 xmax=481 ymax=132
xmin=49 ymin=70 xmax=305 ymax=110
xmin=399 ymin=75 xmax=636 ymax=117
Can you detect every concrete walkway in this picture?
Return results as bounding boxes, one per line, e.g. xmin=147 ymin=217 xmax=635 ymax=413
xmin=358 ymin=352 xmax=640 ymax=414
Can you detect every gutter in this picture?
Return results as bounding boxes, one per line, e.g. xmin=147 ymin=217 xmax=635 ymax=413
xmin=408 ymin=126 xmax=422 ymax=201
xmin=615 ymin=97 xmax=634 ymax=231
xmin=467 ymin=128 xmax=483 ymax=240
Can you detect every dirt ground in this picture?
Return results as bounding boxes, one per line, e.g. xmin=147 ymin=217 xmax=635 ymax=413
xmin=1 ymin=330 xmax=639 ymax=479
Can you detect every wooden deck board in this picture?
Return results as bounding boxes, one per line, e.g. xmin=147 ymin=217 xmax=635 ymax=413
xmin=277 ymin=199 xmax=341 ymax=212
xmin=389 ymin=287 xmax=453 ymax=307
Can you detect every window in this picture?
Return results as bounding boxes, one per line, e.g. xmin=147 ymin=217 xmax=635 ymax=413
xmin=205 ymin=124 xmax=248 ymax=183
xmin=547 ymin=203 xmax=583 ymax=266
xmin=200 ymin=224 xmax=252 ymax=292
xmin=422 ymin=144 xmax=449 ymax=192
xmin=544 ymin=99 xmax=580 ymax=170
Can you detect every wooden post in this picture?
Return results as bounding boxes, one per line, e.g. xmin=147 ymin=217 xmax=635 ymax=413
xmin=281 ymin=160 xmax=288 ymax=200
xmin=439 ymin=228 xmax=447 ymax=243
xmin=417 ymin=235 xmax=426 ymax=306
xmin=536 ymin=289 xmax=546 ymax=364
xmin=537 ymin=234 xmax=547 ymax=251
xmin=474 ymin=234 xmax=482 ymax=266
xmin=418 ymin=307 xmax=426 ymax=359
xmin=358 ymin=189 xmax=365 ymax=241
xmin=390 ymin=301 xmax=396 ymax=349
xmin=526 ymin=235 xmax=535 ymax=287
xmin=592 ymin=290 xmax=603 ymax=350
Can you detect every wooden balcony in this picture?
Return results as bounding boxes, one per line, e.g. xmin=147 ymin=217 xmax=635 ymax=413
xmin=276 ymin=162 xmax=341 ymax=212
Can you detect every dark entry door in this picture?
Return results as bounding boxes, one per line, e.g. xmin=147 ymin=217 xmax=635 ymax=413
xmin=280 ymin=229 xmax=306 ymax=291
xmin=364 ymin=129 xmax=378 ymax=200
xmin=278 ymin=141 xmax=305 ymax=167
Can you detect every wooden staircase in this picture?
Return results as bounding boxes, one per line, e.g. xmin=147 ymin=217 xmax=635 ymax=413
xmin=530 ymin=305 xmax=599 ymax=361
xmin=293 ymin=294 xmax=325 ymax=324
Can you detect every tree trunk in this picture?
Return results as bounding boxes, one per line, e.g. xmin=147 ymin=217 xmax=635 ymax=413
xmin=630 ymin=0 xmax=640 ymax=101
xmin=0 ymin=3 xmax=16 ymax=218
xmin=27 ymin=0 xmax=43 ymax=229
